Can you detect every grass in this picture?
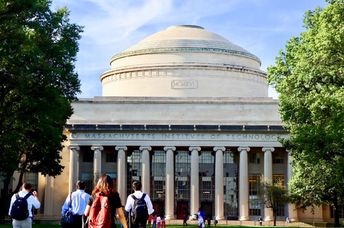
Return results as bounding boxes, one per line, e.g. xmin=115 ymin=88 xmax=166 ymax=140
xmin=0 ymin=225 xmax=306 ymax=228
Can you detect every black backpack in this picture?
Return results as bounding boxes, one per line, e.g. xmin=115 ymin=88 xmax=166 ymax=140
xmin=131 ymin=193 xmax=148 ymax=225
xmin=10 ymin=193 xmax=31 ymax=220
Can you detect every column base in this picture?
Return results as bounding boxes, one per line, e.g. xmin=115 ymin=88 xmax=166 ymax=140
xmin=189 ymin=214 xmax=197 ymax=220
xmin=215 ymin=216 xmax=224 ymax=220
xmin=239 ymin=216 xmax=249 ymax=221
xmin=288 ymin=218 xmax=297 ymax=222
xmin=264 ymin=216 xmax=273 ymax=221
xmin=165 ymin=215 xmax=175 ymax=220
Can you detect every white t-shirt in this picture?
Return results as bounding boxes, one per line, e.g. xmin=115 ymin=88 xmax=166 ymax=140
xmin=8 ymin=190 xmax=40 ymax=218
xmin=124 ymin=190 xmax=154 ymax=215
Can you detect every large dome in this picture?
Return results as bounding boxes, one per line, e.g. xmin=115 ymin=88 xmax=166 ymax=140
xmin=100 ymin=25 xmax=267 ymax=97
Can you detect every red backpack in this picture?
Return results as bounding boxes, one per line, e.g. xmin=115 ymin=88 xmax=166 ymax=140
xmin=88 ymin=193 xmax=113 ymax=228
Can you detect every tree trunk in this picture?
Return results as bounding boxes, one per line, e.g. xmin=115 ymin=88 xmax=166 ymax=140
xmin=13 ymin=170 xmax=24 ymax=193
xmin=333 ymin=192 xmax=340 ymax=227
xmin=0 ymin=175 xmax=12 ymax=222
xmin=273 ymin=208 xmax=277 ymax=226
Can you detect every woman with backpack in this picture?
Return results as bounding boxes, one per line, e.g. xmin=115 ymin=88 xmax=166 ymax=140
xmin=84 ymin=174 xmax=128 ymax=228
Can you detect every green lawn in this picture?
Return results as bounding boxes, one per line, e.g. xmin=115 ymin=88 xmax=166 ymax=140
xmin=0 ymin=225 xmax=305 ymax=228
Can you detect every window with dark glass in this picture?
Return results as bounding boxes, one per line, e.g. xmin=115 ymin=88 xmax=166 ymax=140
xmin=175 ymin=151 xmax=190 ymax=199
xmin=249 ymin=175 xmax=262 ymax=216
xmin=81 ymin=146 xmax=93 ymax=163
xmin=175 ymin=150 xmax=191 ymax=219
xmin=224 ymin=151 xmax=239 ymax=219
xmin=273 ymin=157 xmax=284 ymax=164
xmin=127 ymin=150 xmax=142 ymax=196
xmin=151 ymin=151 xmax=166 ymax=200
xmin=273 ymin=174 xmax=286 ymax=216
xmin=249 ymin=152 xmax=260 ymax=164
xmin=199 ymin=151 xmax=214 ymax=201
xmin=105 ymin=150 xmax=116 ymax=163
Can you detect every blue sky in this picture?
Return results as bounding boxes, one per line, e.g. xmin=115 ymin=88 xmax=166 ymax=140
xmin=52 ymin=0 xmax=327 ymax=98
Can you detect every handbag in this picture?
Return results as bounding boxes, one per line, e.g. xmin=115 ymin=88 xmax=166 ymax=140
xmin=61 ymin=192 xmax=74 ymax=226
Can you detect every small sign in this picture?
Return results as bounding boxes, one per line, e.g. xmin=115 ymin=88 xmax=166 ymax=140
xmin=171 ymin=80 xmax=198 ymax=89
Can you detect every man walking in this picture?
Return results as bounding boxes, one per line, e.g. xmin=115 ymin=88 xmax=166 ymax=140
xmin=61 ymin=180 xmax=90 ymax=228
xmin=125 ymin=181 xmax=154 ymax=228
xmin=8 ymin=182 xmax=40 ymax=228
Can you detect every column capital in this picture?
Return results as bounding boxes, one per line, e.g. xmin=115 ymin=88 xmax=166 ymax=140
xmin=139 ymin=146 xmax=152 ymax=151
xmin=238 ymin=147 xmax=250 ymax=152
xmin=164 ymin=146 xmax=176 ymax=152
xmin=189 ymin=146 xmax=201 ymax=152
xmin=262 ymin=147 xmax=275 ymax=152
xmin=115 ymin=146 xmax=128 ymax=151
xmin=68 ymin=145 xmax=80 ymax=151
xmin=213 ymin=146 xmax=226 ymax=152
xmin=91 ymin=145 xmax=104 ymax=151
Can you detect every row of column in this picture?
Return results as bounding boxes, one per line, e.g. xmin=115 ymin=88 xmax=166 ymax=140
xmin=68 ymin=145 xmax=296 ymax=221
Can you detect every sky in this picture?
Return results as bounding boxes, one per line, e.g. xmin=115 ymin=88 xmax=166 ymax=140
xmin=51 ymin=0 xmax=327 ymax=98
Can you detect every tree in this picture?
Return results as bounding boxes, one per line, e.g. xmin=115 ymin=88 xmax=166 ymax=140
xmin=0 ymin=0 xmax=82 ymax=218
xmin=260 ymin=177 xmax=289 ymax=226
xmin=268 ymin=0 xmax=344 ymax=226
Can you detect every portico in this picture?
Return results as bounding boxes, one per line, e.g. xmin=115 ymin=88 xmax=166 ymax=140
xmin=66 ymin=124 xmax=293 ymax=221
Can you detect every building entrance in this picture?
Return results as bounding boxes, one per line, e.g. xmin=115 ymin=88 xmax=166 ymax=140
xmin=176 ymin=200 xmax=189 ymax=219
xmin=201 ymin=201 xmax=213 ymax=220
xmin=153 ymin=200 xmax=164 ymax=216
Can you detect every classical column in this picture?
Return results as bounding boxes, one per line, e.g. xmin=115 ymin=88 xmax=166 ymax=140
xmin=238 ymin=147 xmax=250 ymax=221
xmin=37 ymin=173 xmax=45 ymax=209
xmin=68 ymin=145 xmax=80 ymax=193
xmin=44 ymin=175 xmax=55 ymax=216
xmin=262 ymin=147 xmax=275 ymax=221
xmin=164 ymin=146 xmax=176 ymax=220
xmin=287 ymin=150 xmax=298 ymax=222
xmin=116 ymin=146 xmax=127 ymax=206
xmin=91 ymin=145 xmax=103 ymax=185
xmin=189 ymin=146 xmax=201 ymax=217
xmin=214 ymin=146 xmax=225 ymax=220
xmin=140 ymin=146 xmax=152 ymax=194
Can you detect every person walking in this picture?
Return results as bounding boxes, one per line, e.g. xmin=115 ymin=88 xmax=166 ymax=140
xmin=84 ymin=174 xmax=128 ymax=228
xmin=151 ymin=214 xmax=157 ymax=228
xmin=61 ymin=180 xmax=90 ymax=228
xmin=161 ymin=215 xmax=166 ymax=228
xmin=125 ymin=180 xmax=154 ymax=228
xmin=8 ymin=183 xmax=40 ymax=228
xmin=183 ymin=211 xmax=188 ymax=226
xmin=197 ymin=207 xmax=205 ymax=228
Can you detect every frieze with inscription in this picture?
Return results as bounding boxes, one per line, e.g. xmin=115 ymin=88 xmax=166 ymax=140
xmin=71 ymin=132 xmax=287 ymax=142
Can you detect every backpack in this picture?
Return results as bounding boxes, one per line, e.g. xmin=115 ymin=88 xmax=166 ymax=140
xmin=88 ymin=194 xmax=113 ymax=228
xmin=131 ymin=193 xmax=148 ymax=225
xmin=10 ymin=193 xmax=31 ymax=220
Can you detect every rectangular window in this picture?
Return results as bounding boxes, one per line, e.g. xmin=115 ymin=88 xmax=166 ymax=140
xmin=249 ymin=153 xmax=260 ymax=164
xmin=249 ymin=175 xmax=262 ymax=216
xmin=105 ymin=150 xmax=116 ymax=163
xmin=151 ymin=151 xmax=166 ymax=200
xmin=81 ymin=146 xmax=93 ymax=163
xmin=272 ymin=174 xmax=286 ymax=216
xmin=273 ymin=157 xmax=284 ymax=164
xmin=175 ymin=151 xmax=190 ymax=200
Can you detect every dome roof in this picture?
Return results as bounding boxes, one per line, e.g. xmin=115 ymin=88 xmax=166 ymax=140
xmin=111 ymin=25 xmax=260 ymax=63
xmin=101 ymin=25 xmax=267 ymax=98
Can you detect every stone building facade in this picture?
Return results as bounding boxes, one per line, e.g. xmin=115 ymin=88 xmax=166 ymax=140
xmin=11 ymin=25 xmax=331 ymax=222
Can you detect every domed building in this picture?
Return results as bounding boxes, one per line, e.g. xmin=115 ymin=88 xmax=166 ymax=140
xmin=26 ymin=25 xmax=329 ymax=223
